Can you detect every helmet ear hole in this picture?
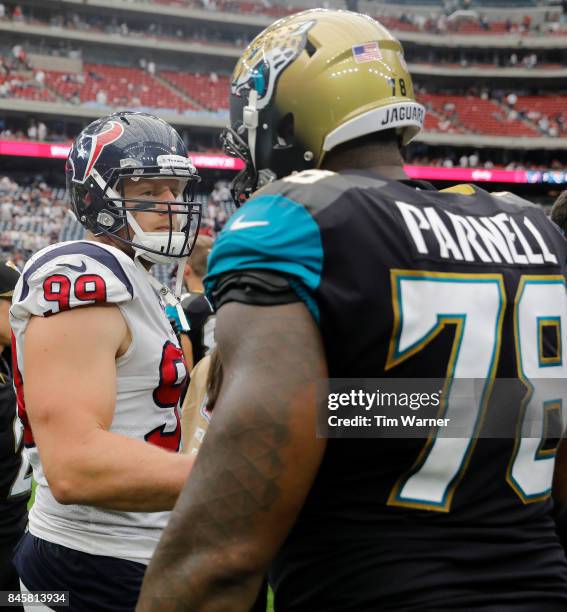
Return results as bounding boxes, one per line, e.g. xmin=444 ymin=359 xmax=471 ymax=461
xmin=276 ymin=113 xmax=294 ymax=148
xmin=305 ymin=38 xmax=317 ymax=58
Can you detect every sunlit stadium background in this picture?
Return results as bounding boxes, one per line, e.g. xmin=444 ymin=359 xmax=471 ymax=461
xmin=0 ymin=0 xmax=566 ymax=284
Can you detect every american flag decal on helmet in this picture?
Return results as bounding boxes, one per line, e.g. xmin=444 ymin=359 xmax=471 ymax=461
xmin=352 ymin=42 xmax=382 ymax=63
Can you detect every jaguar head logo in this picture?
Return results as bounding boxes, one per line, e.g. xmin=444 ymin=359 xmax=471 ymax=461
xmin=232 ymin=19 xmax=315 ymax=111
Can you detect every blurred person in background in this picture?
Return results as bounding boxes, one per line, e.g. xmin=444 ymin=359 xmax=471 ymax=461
xmin=0 ymin=261 xmax=30 ymax=612
xmin=10 ymin=111 xmax=202 ymax=611
xmin=140 ymin=10 xmax=567 ymax=611
xmin=180 ymin=234 xmax=215 ymax=368
xmin=166 ymin=234 xmax=215 ymax=374
xmin=37 ymin=122 xmax=47 ymax=142
xmin=180 ymin=350 xmax=216 ymax=457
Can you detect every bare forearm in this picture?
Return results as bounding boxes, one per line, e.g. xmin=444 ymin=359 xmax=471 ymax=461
xmin=48 ymin=430 xmax=193 ymax=511
xmin=136 ymin=536 xmax=264 ymax=612
xmin=138 ymin=301 xmax=327 ymax=610
xmin=137 ymin=423 xmax=273 ymax=610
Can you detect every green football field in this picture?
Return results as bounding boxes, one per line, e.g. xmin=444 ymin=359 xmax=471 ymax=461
xmin=28 ymin=480 xmax=275 ymax=611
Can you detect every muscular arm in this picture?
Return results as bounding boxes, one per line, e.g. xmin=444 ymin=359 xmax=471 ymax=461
xmin=23 ymin=304 xmax=193 ymax=511
xmin=137 ymin=301 xmax=327 ymax=611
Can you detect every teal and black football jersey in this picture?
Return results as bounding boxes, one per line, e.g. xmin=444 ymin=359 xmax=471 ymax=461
xmin=0 ymin=348 xmax=30 ymax=541
xmin=180 ymin=291 xmax=215 ymax=365
xmin=206 ymin=170 xmax=567 ymax=611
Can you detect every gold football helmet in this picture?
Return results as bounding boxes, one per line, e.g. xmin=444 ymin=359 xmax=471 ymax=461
xmin=221 ymin=9 xmax=424 ymax=203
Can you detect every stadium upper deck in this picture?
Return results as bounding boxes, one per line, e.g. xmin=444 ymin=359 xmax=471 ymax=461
xmin=2 ymin=58 xmax=565 ymax=139
xmin=0 ymin=0 xmax=565 ymax=174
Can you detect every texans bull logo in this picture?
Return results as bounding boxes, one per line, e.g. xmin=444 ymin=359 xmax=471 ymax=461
xmin=68 ymin=120 xmax=124 ymax=183
xmin=232 ymin=19 xmax=315 ymax=111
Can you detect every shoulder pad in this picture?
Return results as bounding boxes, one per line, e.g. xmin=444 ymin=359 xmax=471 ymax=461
xmin=206 ymin=191 xmax=323 ymax=291
xmin=12 ymin=241 xmax=135 ymax=318
xmin=490 ymin=191 xmax=540 ymax=210
xmin=259 ymin=169 xmax=350 ymax=216
xmin=440 ymin=184 xmax=477 ymax=196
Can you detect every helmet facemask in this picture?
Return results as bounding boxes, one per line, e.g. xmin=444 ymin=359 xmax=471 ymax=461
xmin=85 ymin=164 xmax=202 ymax=265
xmin=221 ymin=121 xmax=259 ymax=205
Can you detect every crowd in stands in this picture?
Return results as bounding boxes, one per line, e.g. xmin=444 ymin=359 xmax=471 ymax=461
xmin=45 ymin=12 xmax=253 ymax=50
xmin=408 ymin=49 xmax=558 ymax=70
xmin=136 ymin=0 xmax=296 ymax=18
xmin=374 ymin=8 xmax=567 ymax=36
xmin=0 ymin=3 xmax=253 ymax=50
xmin=200 ymin=180 xmax=233 ymax=236
xmin=0 ymin=113 xmax=565 ymax=170
xmin=416 ymin=85 xmax=567 ymax=138
xmin=2 ymin=44 xmax=567 ymax=140
xmin=0 ymin=0 xmax=294 ymax=21
xmin=405 ymin=151 xmax=566 ymax=170
xmin=0 ymin=45 xmax=48 ymax=101
xmin=0 ymin=114 xmax=221 ymax=152
xmin=1 ymin=0 xmax=566 ymax=57
xmin=127 ymin=0 xmax=567 ymax=31
xmin=48 ymin=63 xmax=194 ymax=114
xmin=0 ymin=176 xmax=65 ymax=269
xmin=0 ymin=120 xmax=68 ymax=142
xmin=1 ymin=105 xmax=564 ymax=173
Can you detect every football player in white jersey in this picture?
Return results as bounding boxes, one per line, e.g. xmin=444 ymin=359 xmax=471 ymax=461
xmin=9 ymin=111 xmax=202 ymax=611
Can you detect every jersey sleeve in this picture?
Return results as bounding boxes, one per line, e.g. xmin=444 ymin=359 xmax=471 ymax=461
xmin=10 ymin=241 xmax=135 ymax=321
xmin=204 ymin=192 xmax=324 ymax=319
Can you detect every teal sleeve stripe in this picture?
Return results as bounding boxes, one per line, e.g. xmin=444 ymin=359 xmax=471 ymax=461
xmin=204 ymin=194 xmax=324 ymax=313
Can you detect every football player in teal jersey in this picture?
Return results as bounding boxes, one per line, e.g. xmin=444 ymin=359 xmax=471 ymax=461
xmin=139 ymin=11 xmax=567 ymax=611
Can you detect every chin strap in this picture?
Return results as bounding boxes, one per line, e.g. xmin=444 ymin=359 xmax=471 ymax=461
xmin=133 ymin=255 xmax=190 ymax=332
xmin=126 ymin=211 xmax=145 ymax=242
xmin=174 ymin=257 xmax=186 ymax=300
xmin=126 ymin=211 xmax=160 ymax=262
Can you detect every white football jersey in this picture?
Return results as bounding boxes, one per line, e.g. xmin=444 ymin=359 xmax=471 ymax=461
xmin=10 ymin=240 xmax=187 ymax=565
